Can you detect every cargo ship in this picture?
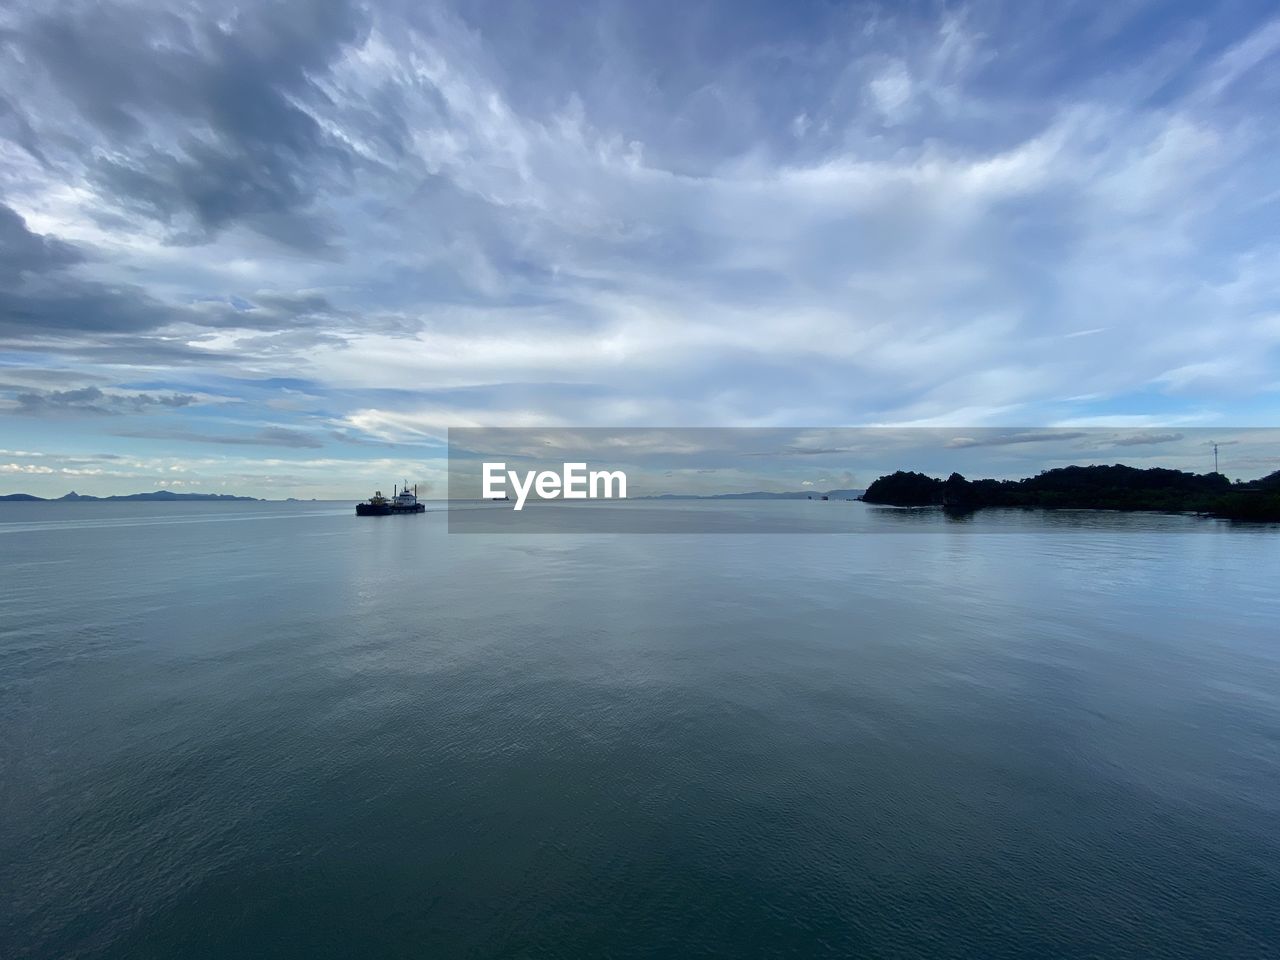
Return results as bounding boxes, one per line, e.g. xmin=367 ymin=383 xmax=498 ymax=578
xmin=356 ymin=482 xmax=425 ymax=516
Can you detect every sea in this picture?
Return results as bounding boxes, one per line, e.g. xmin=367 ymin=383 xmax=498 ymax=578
xmin=2 ymin=500 xmax=1278 ymax=959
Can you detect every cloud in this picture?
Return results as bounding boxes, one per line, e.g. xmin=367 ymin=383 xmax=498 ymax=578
xmin=0 ymin=462 xmax=55 ymax=474
xmin=12 ymin=0 xmax=371 ymax=250
xmin=0 ymin=202 xmax=82 ymax=278
xmin=0 ymin=204 xmax=360 ymax=341
xmin=8 ymin=385 xmax=198 ymax=416
xmin=0 ymin=202 xmax=179 ymax=338
xmin=868 ymin=60 xmax=915 ymax=123
xmin=114 ymin=426 xmax=324 ymax=449
xmin=945 ymin=431 xmax=1091 ymax=449
xmin=1110 ymin=432 xmax=1184 ymax=446
xmin=342 ymin=406 xmax=562 ymax=443
xmin=1 ymin=1 xmax=1279 ymax=496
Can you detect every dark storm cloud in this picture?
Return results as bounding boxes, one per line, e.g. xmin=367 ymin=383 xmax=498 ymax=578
xmin=0 ymin=283 xmax=177 ymax=338
xmin=0 ymin=203 xmax=357 ymax=339
xmin=0 ymin=204 xmax=174 ymax=336
xmin=91 ymin=143 xmax=339 ymax=252
xmin=10 ymin=0 xmax=371 ymax=250
xmin=9 ymin=385 xmax=198 ymax=415
xmin=0 ymin=199 xmax=186 ymax=337
xmin=0 ymin=203 xmax=82 ymax=279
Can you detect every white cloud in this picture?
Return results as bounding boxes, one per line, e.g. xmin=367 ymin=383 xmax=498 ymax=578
xmin=1 ymin=1 xmax=1278 ymax=497
xmin=868 ymin=60 xmax=914 ymax=123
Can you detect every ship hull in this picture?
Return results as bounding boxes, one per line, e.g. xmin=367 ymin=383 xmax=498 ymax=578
xmin=356 ymin=502 xmax=424 ymax=515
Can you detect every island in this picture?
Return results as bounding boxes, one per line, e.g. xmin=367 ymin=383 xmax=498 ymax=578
xmin=0 ymin=490 xmax=262 ymax=502
xmin=859 ymin=464 xmax=1280 ymax=522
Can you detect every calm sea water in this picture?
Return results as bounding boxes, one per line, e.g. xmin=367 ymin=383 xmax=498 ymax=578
xmin=2 ymin=501 xmax=1278 ymax=959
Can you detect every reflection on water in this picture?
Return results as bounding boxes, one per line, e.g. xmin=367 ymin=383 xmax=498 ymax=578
xmin=446 ymin=497 xmax=1253 ymax=534
xmin=2 ymin=500 xmax=1278 ymax=959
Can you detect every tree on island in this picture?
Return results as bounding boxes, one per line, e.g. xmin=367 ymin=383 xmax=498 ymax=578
xmin=860 ymin=464 xmax=1279 ymax=521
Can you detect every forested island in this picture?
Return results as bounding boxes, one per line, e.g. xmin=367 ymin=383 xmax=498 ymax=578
xmin=860 ymin=464 xmax=1280 ymax=522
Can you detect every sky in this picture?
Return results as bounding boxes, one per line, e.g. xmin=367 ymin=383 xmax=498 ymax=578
xmin=1 ymin=0 xmax=1279 ymax=498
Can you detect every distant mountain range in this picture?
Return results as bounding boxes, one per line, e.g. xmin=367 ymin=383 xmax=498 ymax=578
xmin=0 ymin=490 xmax=261 ymax=502
xmin=641 ymin=488 xmax=864 ymax=500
